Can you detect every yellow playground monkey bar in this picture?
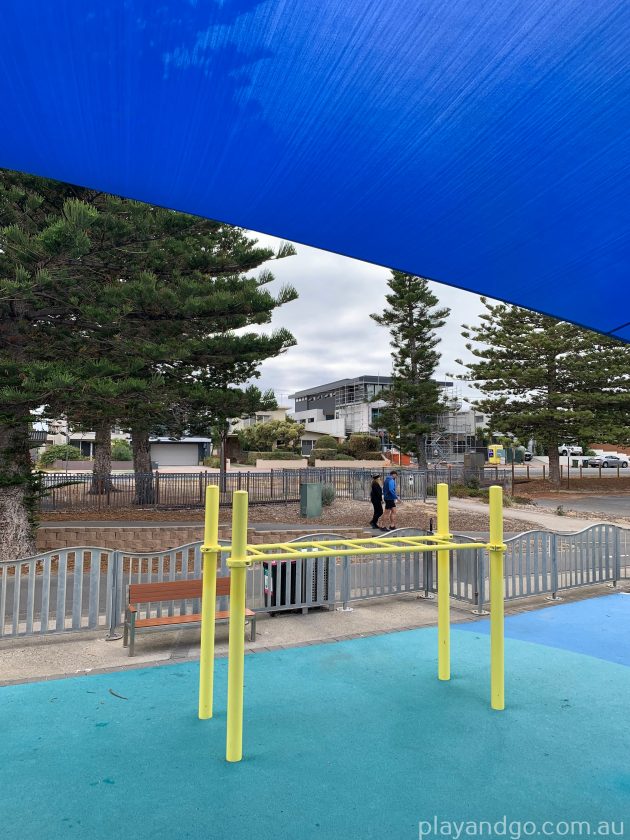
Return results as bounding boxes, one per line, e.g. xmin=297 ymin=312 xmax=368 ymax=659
xmin=197 ymin=482 xmax=506 ymax=763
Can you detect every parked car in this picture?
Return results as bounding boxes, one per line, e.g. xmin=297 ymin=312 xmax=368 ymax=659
xmin=558 ymin=444 xmax=583 ymax=456
xmin=523 ymin=450 xmax=533 ymax=461
xmin=588 ymin=454 xmax=629 ymax=468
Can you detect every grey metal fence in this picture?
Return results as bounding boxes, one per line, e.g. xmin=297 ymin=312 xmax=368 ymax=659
xmin=4 ymin=523 xmax=623 ymax=640
xmin=39 ymin=466 xmax=510 ymax=511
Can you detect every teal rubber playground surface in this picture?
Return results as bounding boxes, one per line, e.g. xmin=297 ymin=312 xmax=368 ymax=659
xmin=2 ymin=595 xmax=629 ymax=840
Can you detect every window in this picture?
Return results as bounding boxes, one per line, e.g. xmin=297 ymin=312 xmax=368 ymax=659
xmin=325 ymin=414 xmax=334 ymax=421
xmin=308 ymin=418 xmax=314 ymax=423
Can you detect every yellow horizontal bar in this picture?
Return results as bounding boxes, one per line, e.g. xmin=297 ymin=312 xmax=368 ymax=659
xmin=224 ymin=540 xmax=489 ymax=566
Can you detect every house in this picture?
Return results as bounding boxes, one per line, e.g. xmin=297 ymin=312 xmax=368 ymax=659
xmin=289 ymin=376 xmax=489 ymax=461
xmin=289 ymin=375 xmax=456 ymax=456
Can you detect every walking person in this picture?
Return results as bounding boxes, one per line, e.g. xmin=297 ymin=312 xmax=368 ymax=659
xmin=383 ymin=469 xmax=399 ymax=530
xmin=369 ymin=474 xmax=386 ymax=530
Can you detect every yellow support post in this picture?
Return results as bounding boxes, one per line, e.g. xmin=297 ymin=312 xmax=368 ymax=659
xmin=198 ymin=484 xmax=219 ymax=720
xmin=489 ymin=485 xmax=505 ymax=710
xmin=436 ymin=483 xmax=450 ymax=681
xmin=226 ymin=490 xmax=249 ymax=762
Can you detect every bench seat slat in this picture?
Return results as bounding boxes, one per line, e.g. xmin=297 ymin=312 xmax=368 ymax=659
xmin=129 ymin=576 xmax=230 ymax=605
xmin=135 ymin=608 xmax=255 ymax=629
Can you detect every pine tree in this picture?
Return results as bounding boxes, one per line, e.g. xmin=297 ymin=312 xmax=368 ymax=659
xmin=0 ymin=169 xmax=298 ymax=556
xmin=458 ymin=299 xmax=630 ymax=485
xmin=371 ymin=272 xmax=450 ymax=468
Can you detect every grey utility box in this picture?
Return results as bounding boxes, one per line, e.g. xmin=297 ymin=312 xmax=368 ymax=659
xmin=300 ymin=482 xmax=323 ymax=518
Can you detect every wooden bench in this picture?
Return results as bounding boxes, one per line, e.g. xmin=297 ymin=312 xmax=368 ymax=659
xmin=123 ymin=577 xmax=256 ymax=656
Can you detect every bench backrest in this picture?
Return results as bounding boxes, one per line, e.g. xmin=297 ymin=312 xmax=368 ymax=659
xmin=128 ymin=576 xmax=230 ymax=605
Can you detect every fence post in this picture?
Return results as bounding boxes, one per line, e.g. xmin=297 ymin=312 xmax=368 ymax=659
xmin=155 ymin=471 xmax=160 ymax=507
xmin=473 ymin=548 xmax=488 ymax=615
xmin=613 ymin=526 xmax=620 ymax=586
xmin=341 ymin=555 xmax=351 ymax=610
xmin=547 ymin=533 xmax=561 ymax=600
xmin=543 ymin=464 xmax=546 ymax=481
xmin=105 ymin=551 xmax=123 ymax=640
xmin=270 ymin=469 xmax=274 ymax=499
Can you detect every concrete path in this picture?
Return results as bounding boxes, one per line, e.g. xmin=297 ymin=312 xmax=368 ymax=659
xmin=2 ymin=579 xmax=626 ymax=686
xmin=446 ymin=498 xmax=614 ymax=533
xmin=534 ymin=493 xmax=630 ymax=517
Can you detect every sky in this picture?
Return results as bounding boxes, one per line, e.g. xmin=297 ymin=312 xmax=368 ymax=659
xmin=247 ymin=230 xmax=487 ymax=410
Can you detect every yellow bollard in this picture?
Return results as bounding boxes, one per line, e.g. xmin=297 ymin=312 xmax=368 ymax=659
xmin=198 ymin=484 xmax=219 ymax=720
xmin=226 ymin=490 xmax=249 ymax=762
xmin=436 ymin=483 xmax=450 ymax=681
xmin=489 ymin=485 xmax=505 ymax=710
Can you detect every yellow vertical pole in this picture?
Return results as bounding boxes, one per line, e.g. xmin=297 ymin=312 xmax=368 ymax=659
xmin=198 ymin=484 xmax=219 ymax=720
xmin=226 ymin=490 xmax=249 ymax=762
xmin=489 ymin=485 xmax=505 ymax=710
xmin=436 ymin=483 xmax=450 ymax=681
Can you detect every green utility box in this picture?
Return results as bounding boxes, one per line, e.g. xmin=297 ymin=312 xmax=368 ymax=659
xmin=300 ymin=482 xmax=322 ymax=518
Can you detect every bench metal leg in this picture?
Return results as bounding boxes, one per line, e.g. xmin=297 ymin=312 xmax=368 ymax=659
xmin=129 ymin=614 xmax=136 ymax=657
xmin=250 ymin=615 xmax=256 ymax=642
xmin=123 ymin=612 xmax=129 ymax=647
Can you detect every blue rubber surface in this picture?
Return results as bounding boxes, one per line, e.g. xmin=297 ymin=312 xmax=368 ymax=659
xmin=1 ymin=2 xmax=629 ymax=338
xmin=458 ymin=593 xmax=630 ymax=666
xmin=2 ymin=597 xmax=630 ymax=840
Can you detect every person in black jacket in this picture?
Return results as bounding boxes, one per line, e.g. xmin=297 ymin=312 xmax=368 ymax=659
xmin=369 ymin=474 xmax=386 ymax=529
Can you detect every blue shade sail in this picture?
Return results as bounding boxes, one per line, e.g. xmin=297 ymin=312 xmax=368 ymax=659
xmin=0 ymin=2 xmax=628 ymax=337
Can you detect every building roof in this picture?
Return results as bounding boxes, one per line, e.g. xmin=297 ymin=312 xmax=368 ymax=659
xmin=149 ymin=437 xmax=212 ymax=444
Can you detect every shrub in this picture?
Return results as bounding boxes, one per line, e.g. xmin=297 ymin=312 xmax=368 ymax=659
xmin=321 ymin=483 xmax=336 ymax=506
xmin=313 ymin=435 xmax=339 ymax=451
xmin=203 ymin=455 xmax=221 ymax=468
xmin=466 ymin=476 xmax=480 ymax=490
xmin=38 ymin=444 xmax=83 ymax=467
xmin=310 ymin=448 xmax=337 ymax=460
xmin=346 ymin=433 xmax=381 ymax=457
xmin=353 ymin=452 xmax=384 ymax=461
xmin=111 ymin=439 xmax=132 ymax=461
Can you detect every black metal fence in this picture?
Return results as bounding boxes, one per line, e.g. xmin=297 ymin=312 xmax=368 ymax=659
xmin=39 ymin=466 xmax=510 ymax=511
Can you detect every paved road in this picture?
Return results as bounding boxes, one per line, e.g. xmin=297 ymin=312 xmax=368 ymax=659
xmin=535 ymin=494 xmax=630 ymax=516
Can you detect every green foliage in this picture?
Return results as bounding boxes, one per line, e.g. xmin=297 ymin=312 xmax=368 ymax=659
xmin=371 ymin=272 xmax=450 ymax=467
xmin=111 ymin=439 xmax=132 ymax=461
xmin=313 ymin=435 xmax=338 ymax=451
xmin=457 ymin=298 xmax=630 ymax=485
xmin=38 ymin=444 xmax=83 ymax=467
xmin=346 ymin=434 xmax=381 ymax=455
xmin=321 ymin=484 xmax=336 ymax=506
xmin=203 ymin=455 xmax=221 ymax=468
xmin=238 ymin=419 xmax=304 ymax=452
xmin=0 ymin=170 xmax=298 ymax=545
xmin=310 ymin=448 xmax=337 ymax=460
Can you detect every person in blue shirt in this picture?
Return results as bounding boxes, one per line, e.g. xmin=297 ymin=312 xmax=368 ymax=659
xmin=382 ymin=470 xmax=399 ymax=530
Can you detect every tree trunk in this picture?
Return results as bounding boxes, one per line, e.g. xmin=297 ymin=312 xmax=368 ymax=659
xmin=548 ymin=446 xmax=561 ymax=486
xmin=219 ymin=433 xmax=228 ymax=494
xmin=89 ymin=420 xmax=115 ymax=494
xmin=131 ymin=426 xmax=155 ymax=504
xmin=0 ymin=418 xmax=37 ymax=560
xmin=416 ymin=432 xmax=428 ymax=470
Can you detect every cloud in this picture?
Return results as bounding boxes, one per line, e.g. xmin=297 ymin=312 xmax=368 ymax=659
xmin=246 ymin=230 xmax=487 ymax=408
